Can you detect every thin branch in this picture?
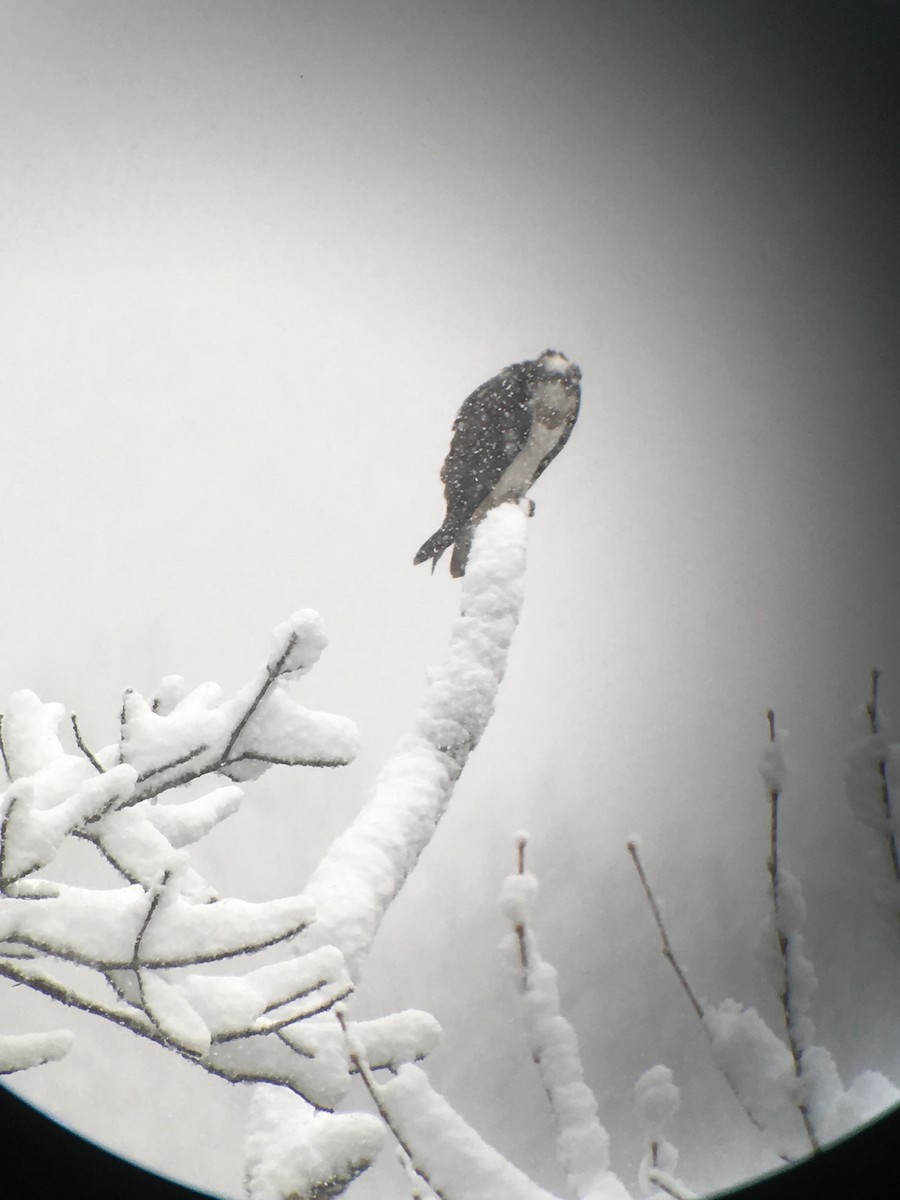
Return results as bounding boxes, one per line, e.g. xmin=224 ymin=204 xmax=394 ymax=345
xmin=627 ymin=840 xmax=703 ymax=1021
xmin=629 ymin=840 xmax=790 ymax=1155
xmin=0 ymin=715 xmax=9 ymax=780
xmin=866 ymin=668 xmax=900 ymax=884
xmin=514 ymin=833 xmax=529 ymax=977
xmin=0 ymin=957 xmax=339 ymax=1108
xmin=71 ymin=714 xmax=104 ymax=773
xmin=131 ymin=869 xmax=171 ymax=968
xmin=646 ymin=1165 xmax=697 ymax=1200
xmin=336 ymin=1007 xmax=449 ymax=1200
xmin=221 ymin=633 xmax=298 ymax=764
xmin=764 ymin=710 xmax=819 ymax=1155
xmin=0 ymin=957 xmax=162 ymax=1044
xmin=212 ymin=983 xmax=353 ymax=1043
xmin=223 ymin=751 xmax=349 ymax=770
xmin=0 ymin=792 xmax=16 ymax=886
xmin=2 ymin=907 xmax=312 ymax=973
xmin=134 ymin=743 xmax=212 ymax=787
xmin=118 ymin=689 xmax=130 ymax=765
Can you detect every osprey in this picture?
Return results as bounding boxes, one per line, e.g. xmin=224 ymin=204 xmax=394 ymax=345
xmin=414 ymin=349 xmax=581 ymax=577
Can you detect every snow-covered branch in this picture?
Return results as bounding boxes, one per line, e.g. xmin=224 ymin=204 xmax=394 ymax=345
xmin=0 ymin=1028 xmax=74 ymax=1076
xmin=295 ymin=503 xmax=530 ymax=978
xmin=633 ymin=1066 xmax=694 ymax=1200
xmin=627 ymin=838 xmax=799 ymax=1158
xmin=760 ymin=709 xmax=819 ymax=1153
xmin=0 ymin=610 xmax=363 ymax=1103
xmin=845 ymin=668 xmax=900 ymax=902
xmin=631 ymin=705 xmax=900 ymax=1173
xmin=376 ymin=1063 xmax=567 ymax=1200
xmin=500 ymin=834 xmax=632 ymax=1200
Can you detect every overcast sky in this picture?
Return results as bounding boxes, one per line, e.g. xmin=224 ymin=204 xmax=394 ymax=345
xmin=2 ymin=2 xmax=899 ymax=1197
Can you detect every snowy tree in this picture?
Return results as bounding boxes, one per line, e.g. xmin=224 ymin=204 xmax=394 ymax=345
xmin=627 ymin=704 xmax=900 ymax=1182
xmin=3 ymin=501 xmax=899 ymax=1199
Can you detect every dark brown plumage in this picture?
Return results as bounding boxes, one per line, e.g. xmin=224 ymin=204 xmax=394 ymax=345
xmin=414 ymin=350 xmax=581 ymax=576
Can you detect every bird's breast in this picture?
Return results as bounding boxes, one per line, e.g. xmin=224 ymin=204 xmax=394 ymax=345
xmin=532 ymin=378 xmax=579 ymax=429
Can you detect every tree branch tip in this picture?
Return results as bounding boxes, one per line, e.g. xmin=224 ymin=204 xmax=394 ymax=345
xmin=515 ymin=832 xmax=529 ymax=873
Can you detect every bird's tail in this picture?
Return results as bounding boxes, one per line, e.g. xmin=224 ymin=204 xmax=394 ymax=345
xmin=414 ymin=524 xmax=458 ymax=571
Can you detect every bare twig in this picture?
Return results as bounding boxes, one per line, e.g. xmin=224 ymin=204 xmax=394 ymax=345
xmin=0 ymin=715 xmax=9 ymax=780
xmin=212 ymin=982 xmax=353 ymax=1043
xmin=647 ymin=1164 xmax=696 ymax=1200
xmin=867 ymin=668 xmax=900 ymax=884
xmin=0 ymin=957 xmax=162 ymax=1044
xmin=118 ymin=689 xmax=130 ymax=765
xmin=336 ymin=1007 xmax=449 ymax=1200
xmin=131 ymin=869 xmax=171 ymax=968
xmin=221 ymin=633 xmax=298 ymax=763
xmin=135 ymin=744 xmax=211 ymax=787
xmin=627 ymin=840 xmax=703 ymax=1020
xmin=765 ymin=710 xmax=819 ymax=1155
xmin=0 ymin=793 xmax=16 ymax=887
xmin=514 ymin=833 xmax=529 ymax=976
xmin=629 ymin=840 xmax=792 ymax=1154
xmin=71 ymin=714 xmax=104 ymax=774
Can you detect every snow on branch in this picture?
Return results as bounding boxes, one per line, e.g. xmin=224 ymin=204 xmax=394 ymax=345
xmin=758 ymin=708 xmax=900 ymax=1148
xmin=631 ymin=704 xmax=900 ymax=1171
xmin=0 ymin=609 xmax=365 ymax=1107
xmin=244 ymin=1084 xmax=384 ymax=1200
xmin=0 ymin=1028 xmax=74 ymax=1075
xmin=627 ymin=839 xmax=805 ymax=1160
xmin=375 ymin=1063 xmax=566 ymax=1200
xmin=845 ymin=668 xmax=900 ymax=896
xmin=633 ymin=1066 xmax=695 ymax=1200
xmin=759 ymin=709 xmax=819 ymax=1154
xmin=499 ymin=834 xmax=632 ymax=1200
xmin=295 ymin=503 xmax=530 ymax=978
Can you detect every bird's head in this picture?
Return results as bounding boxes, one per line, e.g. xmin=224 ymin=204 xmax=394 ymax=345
xmin=536 ymin=349 xmax=582 ymax=382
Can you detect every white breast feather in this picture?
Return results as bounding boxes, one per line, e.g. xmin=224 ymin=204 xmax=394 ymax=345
xmin=470 ymin=379 xmax=575 ymax=521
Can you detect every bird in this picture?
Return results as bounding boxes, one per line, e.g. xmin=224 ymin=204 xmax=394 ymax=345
xmin=414 ymin=349 xmax=581 ymax=577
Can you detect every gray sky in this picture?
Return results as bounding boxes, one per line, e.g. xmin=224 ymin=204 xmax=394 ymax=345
xmin=2 ymin=2 xmax=899 ymax=1197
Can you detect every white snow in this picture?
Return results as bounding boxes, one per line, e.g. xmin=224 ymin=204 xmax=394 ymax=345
xmin=268 ymin=610 xmax=330 ymax=679
xmin=798 ymin=1045 xmax=900 ymax=1145
xmin=1 ymin=691 xmax=69 ymax=779
xmin=174 ymin=946 xmax=350 ymax=1038
xmin=142 ymin=784 xmax=243 ymax=846
xmin=268 ymin=1008 xmax=441 ymax=1115
xmin=633 ymin=1065 xmax=681 ymax=1133
xmin=845 ymin=724 xmax=896 ymax=831
xmin=0 ymin=881 xmax=314 ymax=966
xmin=1 ymin=763 xmax=137 ymax=879
xmin=295 ymin=504 xmax=529 ymax=978
xmin=87 ymin=805 xmax=191 ymax=889
xmin=499 ymin=874 xmax=631 ymax=1200
xmin=701 ymin=999 xmax=808 ymax=1159
xmin=376 ymin=1063 xmax=567 ymax=1200
xmin=499 ymin=870 xmax=540 ymax=925
xmin=109 ymin=615 xmax=358 ymax=788
xmin=140 ymin=970 xmax=212 ymax=1056
xmin=0 ymin=1028 xmax=74 ymax=1075
xmin=244 ymin=1086 xmax=384 ymax=1200
xmin=230 ymin=684 xmax=360 ymax=768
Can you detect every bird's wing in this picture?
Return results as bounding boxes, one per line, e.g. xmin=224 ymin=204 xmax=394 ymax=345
xmin=439 ymin=366 xmax=533 ymax=528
